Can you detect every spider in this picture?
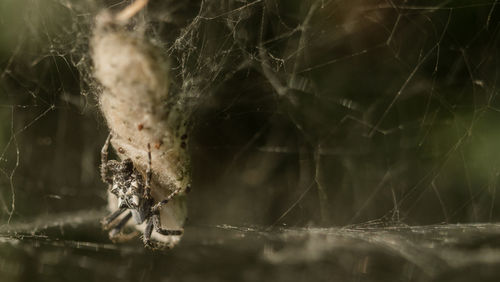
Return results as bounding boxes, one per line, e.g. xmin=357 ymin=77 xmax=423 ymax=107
xmin=100 ymin=133 xmax=183 ymax=247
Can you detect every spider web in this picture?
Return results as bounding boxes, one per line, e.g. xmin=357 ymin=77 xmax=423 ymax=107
xmin=1 ymin=0 xmax=500 ymax=280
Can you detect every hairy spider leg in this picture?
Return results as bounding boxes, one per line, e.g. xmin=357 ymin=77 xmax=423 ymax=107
xmin=141 ymin=147 xmax=183 ymax=245
xmin=144 ymin=143 xmax=152 ymax=198
xmin=142 ymin=216 xmax=182 ymax=246
xmin=151 ymin=187 xmax=183 ymax=212
xmin=152 ymin=214 xmax=183 ymax=236
xmin=143 ymin=217 xmax=154 ymax=244
xmin=101 ymin=133 xmax=113 ymax=184
xmin=109 ymin=211 xmax=133 ymax=238
xmin=102 ymin=207 xmax=127 ymax=227
xmin=146 ymin=187 xmax=183 ymax=244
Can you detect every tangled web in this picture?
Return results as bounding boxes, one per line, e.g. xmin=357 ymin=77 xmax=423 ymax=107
xmin=1 ymin=0 xmax=500 ymax=279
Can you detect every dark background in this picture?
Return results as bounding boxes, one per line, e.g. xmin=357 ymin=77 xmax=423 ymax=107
xmin=1 ymin=0 xmax=500 ymax=281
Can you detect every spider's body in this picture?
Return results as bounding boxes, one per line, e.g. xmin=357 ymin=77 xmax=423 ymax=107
xmin=100 ymin=134 xmax=182 ymax=247
xmin=106 ymin=158 xmax=150 ymax=225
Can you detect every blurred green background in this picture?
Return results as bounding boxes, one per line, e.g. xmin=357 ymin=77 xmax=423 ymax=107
xmin=1 ymin=0 xmax=500 ymax=281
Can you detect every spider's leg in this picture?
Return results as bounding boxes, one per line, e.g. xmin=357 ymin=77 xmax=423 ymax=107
xmin=144 ymin=143 xmax=153 ymax=198
xmin=152 ymin=214 xmax=183 ymax=236
xmin=143 ymin=217 xmax=154 ymax=245
xmin=109 ymin=211 xmax=132 ymax=238
xmin=151 ymin=187 xmax=183 ymax=212
xmin=101 ymin=207 xmax=127 ymax=228
xmin=101 ymin=133 xmax=113 ymax=184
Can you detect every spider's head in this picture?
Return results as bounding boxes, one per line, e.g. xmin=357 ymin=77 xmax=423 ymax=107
xmin=118 ymin=159 xmax=134 ymax=175
xmin=106 ymin=158 xmax=134 ymax=180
